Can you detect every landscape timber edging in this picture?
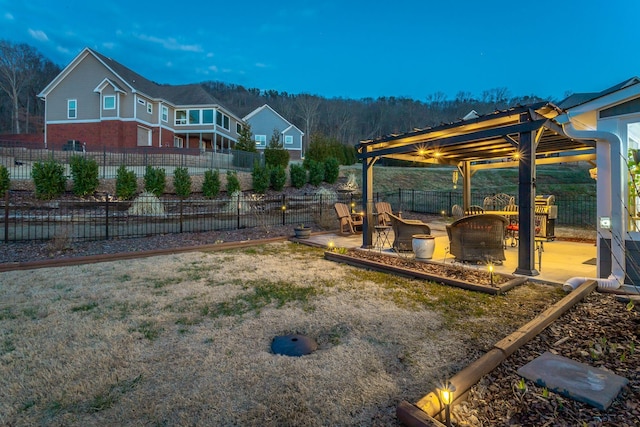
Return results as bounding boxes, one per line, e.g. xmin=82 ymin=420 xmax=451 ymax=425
xmin=324 ymin=251 xmax=526 ymax=295
xmin=397 ymin=280 xmax=599 ymax=426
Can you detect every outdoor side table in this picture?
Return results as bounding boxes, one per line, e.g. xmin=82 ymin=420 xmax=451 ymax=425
xmin=374 ymin=225 xmax=392 ymax=252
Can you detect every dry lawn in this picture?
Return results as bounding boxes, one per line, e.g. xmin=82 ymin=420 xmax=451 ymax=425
xmin=0 ymin=242 xmax=563 ymax=426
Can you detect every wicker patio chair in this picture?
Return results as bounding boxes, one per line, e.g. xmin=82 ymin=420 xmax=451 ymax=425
xmin=387 ymin=212 xmax=431 ymax=251
xmin=451 ymin=204 xmax=464 ymax=219
xmin=446 ymin=214 xmax=507 ymax=263
xmin=334 ymin=203 xmax=363 ymax=235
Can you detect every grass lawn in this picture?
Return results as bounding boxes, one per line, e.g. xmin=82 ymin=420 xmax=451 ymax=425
xmin=0 ymin=242 xmax=563 ymax=426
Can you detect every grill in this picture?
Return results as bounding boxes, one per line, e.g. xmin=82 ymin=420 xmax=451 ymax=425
xmin=535 ymin=195 xmax=557 ymax=239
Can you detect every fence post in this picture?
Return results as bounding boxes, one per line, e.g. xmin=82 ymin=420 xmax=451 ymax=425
xmin=102 ymin=146 xmax=107 ymax=179
xmin=179 ymin=198 xmax=184 ymax=233
xmin=4 ymin=190 xmax=9 ymax=243
xmin=105 ymin=194 xmax=110 ymax=240
xmin=237 ymin=194 xmax=241 ymax=230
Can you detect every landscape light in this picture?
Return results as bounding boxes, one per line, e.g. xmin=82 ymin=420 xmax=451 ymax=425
xmin=488 ymin=263 xmax=494 ymax=285
xmin=438 ymin=381 xmax=456 ymax=427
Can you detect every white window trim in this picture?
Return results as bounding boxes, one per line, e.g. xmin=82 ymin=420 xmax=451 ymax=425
xmin=147 ymin=103 xmax=153 ymax=114
xmin=255 ymin=135 xmax=266 ymax=146
xmin=175 ymin=109 xmax=187 ymax=125
xmin=137 ymin=98 xmax=146 ymax=105
xmin=284 ymin=135 xmax=293 ymax=145
xmin=161 ymin=105 xmax=168 ymax=122
xmin=103 ymin=95 xmax=115 ymax=110
xmin=68 ymin=99 xmax=77 ymax=119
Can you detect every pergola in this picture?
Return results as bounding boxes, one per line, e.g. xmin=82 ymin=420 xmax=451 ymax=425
xmin=357 ymin=102 xmax=597 ymax=276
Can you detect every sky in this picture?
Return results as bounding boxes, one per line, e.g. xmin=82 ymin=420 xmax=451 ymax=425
xmin=1 ymin=0 xmax=639 ymax=102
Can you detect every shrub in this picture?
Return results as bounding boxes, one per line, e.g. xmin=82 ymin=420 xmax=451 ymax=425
xmin=290 ymin=163 xmax=307 ymax=188
xmin=252 ymin=163 xmax=270 ymax=194
xmin=324 ymin=157 xmax=340 ymax=184
xmin=69 ymin=155 xmax=99 ymax=196
xmin=144 ymin=166 xmax=166 ymax=197
xmin=0 ymin=165 xmax=10 ymax=198
xmin=32 ymin=159 xmax=66 ymax=199
xmin=226 ymin=170 xmax=241 ymax=194
xmin=270 ymin=165 xmax=287 ymax=191
xmin=173 ymin=167 xmax=192 ymax=198
xmin=308 ymin=160 xmax=325 ymax=186
xmin=202 ymin=170 xmax=220 ymax=199
xmin=115 ymin=165 xmax=137 ymax=200
xmin=304 ymin=133 xmax=349 ymax=166
xmin=264 ymin=129 xmax=290 ymax=168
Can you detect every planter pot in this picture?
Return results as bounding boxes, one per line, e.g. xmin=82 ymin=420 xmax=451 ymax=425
xmin=412 ymin=234 xmax=435 ymax=260
xmin=294 ymin=227 xmax=311 ymax=239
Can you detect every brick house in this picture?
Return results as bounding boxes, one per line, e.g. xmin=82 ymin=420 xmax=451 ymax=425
xmin=37 ymin=47 xmax=243 ymax=152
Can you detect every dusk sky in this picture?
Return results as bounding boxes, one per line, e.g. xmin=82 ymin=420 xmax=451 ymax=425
xmin=1 ymin=0 xmax=638 ymax=102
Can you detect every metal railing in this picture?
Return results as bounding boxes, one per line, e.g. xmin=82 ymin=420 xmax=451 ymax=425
xmin=0 ymin=141 xmax=263 ymax=180
xmin=374 ymin=189 xmax=597 ymax=228
xmin=0 ymin=191 xmax=356 ymax=243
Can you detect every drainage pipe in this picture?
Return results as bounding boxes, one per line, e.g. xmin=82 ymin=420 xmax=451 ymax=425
xmin=556 ymin=114 xmax=625 ymax=292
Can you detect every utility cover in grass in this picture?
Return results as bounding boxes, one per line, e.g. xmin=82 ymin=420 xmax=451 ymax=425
xmin=271 ymin=334 xmax=318 ymax=357
xmin=517 ymin=351 xmax=628 ymax=410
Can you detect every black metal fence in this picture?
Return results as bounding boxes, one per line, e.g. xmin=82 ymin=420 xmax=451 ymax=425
xmin=0 ymin=191 xmax=357 ymax=243
xmin=374 ymin=189 xmax=597 ymax=228
xmin=0 ymin=141 xmax=263 ymax=180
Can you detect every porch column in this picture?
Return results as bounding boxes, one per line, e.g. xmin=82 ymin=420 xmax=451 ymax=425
xmin=361 ymin=152 xmax=375 ymax=248
xmin=514 ymin=115 xmax=538 ymax=276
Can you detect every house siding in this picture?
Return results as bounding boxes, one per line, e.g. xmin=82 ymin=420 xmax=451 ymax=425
xmin=46 ymin=54 xmax=122 ymax=122
xmin=244 ymin=105 xmax=303 ymax=158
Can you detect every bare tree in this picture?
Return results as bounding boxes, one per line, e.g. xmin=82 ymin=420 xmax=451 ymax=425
xmin=295 ymin=93 xmax=321 ymax=155
xmin=0 ymin=40 xmax=43 ymax=134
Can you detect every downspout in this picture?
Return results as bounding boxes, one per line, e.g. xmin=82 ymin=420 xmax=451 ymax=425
xmin=556 ymin=114 xmax=625 ymax=292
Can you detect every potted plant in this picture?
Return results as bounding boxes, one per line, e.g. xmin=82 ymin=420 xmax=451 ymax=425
xmin=294 ymin=223 xmax=311 ymax=238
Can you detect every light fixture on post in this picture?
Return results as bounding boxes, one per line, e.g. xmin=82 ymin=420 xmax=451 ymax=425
xmin=438 ymin=380 xmax=456 ymax=427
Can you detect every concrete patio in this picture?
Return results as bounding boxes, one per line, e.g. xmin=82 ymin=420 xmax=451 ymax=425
xmin=301 ymin=219 xmax=597 ymax=286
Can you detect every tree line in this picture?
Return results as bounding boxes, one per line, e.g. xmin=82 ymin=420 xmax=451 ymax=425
xmin=1 ymin=40 xmax=554 ymax=147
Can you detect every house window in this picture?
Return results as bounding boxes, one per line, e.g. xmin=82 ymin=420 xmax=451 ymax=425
xmin=68 ymin=99 xmax=77 ymax=119
xmin=216 ymin=111 xmax=230 ymax=130
xmin=147 ymin=103 xmax=153 ymax=114
xmin=137 ymin=98 xmax=146 ymax=106
xmin=188 ymin=110 xmax=200 ymax=124
xmin=103 ymin=95 xmax=115 ymax=110
xmin=174 ymin=136 xmax=184 ymax=148
xmin=202 ymin=109 xmax=214 ymax=124
xmin=255 ymin=135 xmax=266 ymax=146
xmin=236 ymin=123 xmax=242 ymax=134
xmin=161 ymin=105 xmax=168 ymax=122
xmin=284 ymin=135 xmax=293 ymax=145
xmin=175 ymin=110 xmax=187 ymax=125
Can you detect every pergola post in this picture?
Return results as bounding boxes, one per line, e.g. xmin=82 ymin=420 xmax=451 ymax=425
xmin=361 ymin=153 xmax=375 ymax=248
xmin=514 ymin=115 xmax=538 ymax=276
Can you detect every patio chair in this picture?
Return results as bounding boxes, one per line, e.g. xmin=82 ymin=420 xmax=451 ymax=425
xmin=446 ymin=214 xmax=507 ymax=263
xmin=451 ymin=204 xmax=464 ymax=220
xmin=374 ymin=201 xmax=400 ymax=226
xmin=387 ymin=212 xmax=431 ymax=251
xmin=334 ymin=202 xmax=363 ymax=235
xmin=465 ymin=205 xmax=485 ymax=216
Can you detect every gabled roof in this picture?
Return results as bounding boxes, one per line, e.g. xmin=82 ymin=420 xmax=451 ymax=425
xmin=557 ymin=77 xmax=640 ymax=110
xmin=243 ymin=104 xmax=304 ymax=135
xmin=38 ymin=47 xmax=240 ymax=119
